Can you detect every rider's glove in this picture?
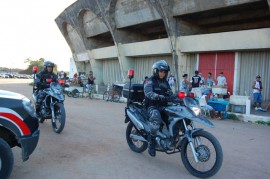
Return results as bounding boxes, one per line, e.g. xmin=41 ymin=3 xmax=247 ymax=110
xmin=159 ymin=95 xmax=166 ymax=102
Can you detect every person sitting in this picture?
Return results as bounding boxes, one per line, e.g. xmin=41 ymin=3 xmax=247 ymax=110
xmin=34 ymin=61 xmax=58 ymax=117
xmin=199 ymin=95 xmax=221 ymax=119
xmin=144 ymin=60 xmax=173 ymax=157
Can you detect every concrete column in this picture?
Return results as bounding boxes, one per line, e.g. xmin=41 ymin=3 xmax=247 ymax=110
xmin=88 ymin=50 xmax=103 ymax=85
xmin=116 ymin=43 xmax=134 ymax=83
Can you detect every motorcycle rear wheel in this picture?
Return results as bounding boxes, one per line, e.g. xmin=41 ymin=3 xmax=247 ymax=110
xmin=52 ymin=103 xmax=66 ymax=134
xmin=181 ymin=130 xmax=223 ymax=178
xmin=112 ymin=91 xmax=120 ymax=102
xmin=67 ymin=91 xmax=73 ymax=97
xmin=126 ymin=122 xmax=148 ymax=153
xmin=72 ymin=89 xmax=80 ymax=98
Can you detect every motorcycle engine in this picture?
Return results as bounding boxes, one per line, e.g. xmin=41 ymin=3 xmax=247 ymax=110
xmin=41 ymin=106 xmax=51 ymax=118
xmin=156 ymin=136 xmax=174 ymax=151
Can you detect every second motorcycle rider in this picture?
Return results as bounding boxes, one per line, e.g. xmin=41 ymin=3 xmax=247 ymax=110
xmin=144 ymin=60 xmax=174 ymax=157
xmin=34 ymin=61 xmax=58 ymax=117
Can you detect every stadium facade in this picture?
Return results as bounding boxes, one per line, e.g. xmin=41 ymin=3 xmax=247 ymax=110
xmin=55 ymin=0 xmax=270 ymax=101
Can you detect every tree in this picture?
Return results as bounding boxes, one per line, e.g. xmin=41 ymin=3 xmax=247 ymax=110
xmin=22 ymin=58 xmax=58 ymax=74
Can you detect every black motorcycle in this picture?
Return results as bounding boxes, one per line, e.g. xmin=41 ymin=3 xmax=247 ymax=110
xmin=123 ymin=71 xmax=223 ymax=178
xmin=33 ymin=82 xmax=66 ymax=134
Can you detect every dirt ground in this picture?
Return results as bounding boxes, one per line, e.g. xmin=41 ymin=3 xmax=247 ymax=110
xmin=1 ymin=79 xmax=270 ymax=179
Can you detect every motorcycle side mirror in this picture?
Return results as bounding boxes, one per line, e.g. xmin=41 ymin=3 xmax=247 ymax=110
xmin=32 ymin=66 xmax=38 ymax=74
xmin=128 ymin=69 xmax=134 ymax=79
xmin=178 ymin=92 xmax=185 ymax=99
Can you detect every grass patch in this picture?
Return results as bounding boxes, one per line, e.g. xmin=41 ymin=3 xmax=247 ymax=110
xmin=254 ymin=121 xmax=270 ymax=126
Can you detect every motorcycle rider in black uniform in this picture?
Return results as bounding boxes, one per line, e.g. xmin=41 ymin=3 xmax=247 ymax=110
xmin=144 ymin=60 xmax=173 ymax=157
xmin=34 ymin=61 xmax=58 ymax=117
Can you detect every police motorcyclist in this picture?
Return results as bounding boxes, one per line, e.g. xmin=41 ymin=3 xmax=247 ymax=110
xmin=34 ymin=61 xmax=58 ymax=117
xmin=144 ymin=60 xmax=173 ymax=157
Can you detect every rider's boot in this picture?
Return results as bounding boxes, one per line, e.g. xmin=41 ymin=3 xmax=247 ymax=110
xmin=35 ymin=105 xmax=41 ymax=118
xmin=148 ymin=135 xmax=156 ymax=157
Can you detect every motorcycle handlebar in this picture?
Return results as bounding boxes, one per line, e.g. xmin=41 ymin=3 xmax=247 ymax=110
xmin=166 ymin=96 xmax=182 ymax=104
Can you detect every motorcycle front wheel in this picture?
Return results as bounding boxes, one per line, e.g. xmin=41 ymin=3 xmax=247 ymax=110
xmin=52 ymin=103 xmax=66 ymax=134
xmin=181 ymin=130 xmax=223 ymax=178
xmin=103 ymin=91 xmax=109 ymax=101
xmin=126 ymin=122 xmax=148 ymax=153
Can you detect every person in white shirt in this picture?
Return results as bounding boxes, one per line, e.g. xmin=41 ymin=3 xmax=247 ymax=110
xmin=252 ymin=75 xmax=263 ymax=110
xmin=199 ymin=95 xmax=220 ymax=119
xmin=217 ymin=72 xmax=227 ymax=86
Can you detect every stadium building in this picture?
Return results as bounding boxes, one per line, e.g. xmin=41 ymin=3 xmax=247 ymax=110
xmin=55 ymin=0 xmax=270 ymax=101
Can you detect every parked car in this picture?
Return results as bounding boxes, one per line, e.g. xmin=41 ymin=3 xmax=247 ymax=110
xmin=0 ymin=90 xmax=40 ymax=179
xmin=0 ymin=73 xmax=9 ymax=78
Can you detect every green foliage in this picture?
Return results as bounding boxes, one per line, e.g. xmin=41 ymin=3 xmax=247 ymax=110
xmin=227 ymin=113 xmax=238 ymax=120
xmin=254 ymin=121 xmax=270 ymax=126
xmin=21 ymin=58 xmax=58 ymax=74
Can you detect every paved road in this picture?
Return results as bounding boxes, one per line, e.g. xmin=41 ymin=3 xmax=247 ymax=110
xmin=1 ymin=79 xmax=270 ymax=179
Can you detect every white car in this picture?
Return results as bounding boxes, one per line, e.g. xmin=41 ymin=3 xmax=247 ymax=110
xmin=0 ymin=73 xmax=9 ymax=78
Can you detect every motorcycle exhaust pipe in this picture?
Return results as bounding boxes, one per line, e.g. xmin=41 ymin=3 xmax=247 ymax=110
xmin=127 ymin=109 xmax=144 ymax=130
xmin=130 ymin=134 xmax=147 ymax=142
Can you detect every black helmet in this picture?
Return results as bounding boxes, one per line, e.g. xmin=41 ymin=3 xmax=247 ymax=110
xmin=152 ymin=60 xmax=170 ymax=78
xmin=44 ymin=61 xmax=54 ymax=71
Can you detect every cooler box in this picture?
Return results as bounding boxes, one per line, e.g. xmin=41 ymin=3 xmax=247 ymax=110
xmin=212 ymin=86 xmax=227 ymax=95
xmin=123 ymin=83 xmax=144 ymax=102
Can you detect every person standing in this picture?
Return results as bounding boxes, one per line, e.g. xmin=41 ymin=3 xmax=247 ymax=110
xmin=205 ymin=72 xmax=215 ymax=87
xmin=199 ymin=72 xmax=205 ymax=86
xmin=217 ymin=72 xmax=227 ymax=86
xmin=179 ymin=74 xmax=190 ymax=93
xmin=191 ymin=70 xmax=201 ymax=88
xmin=87 ymin=71 xmax=96 ymax=85
xmin=252 ymin=75 xmax=263 ymax=110
xmin=168 ymin=73 xmax=176 ymax=93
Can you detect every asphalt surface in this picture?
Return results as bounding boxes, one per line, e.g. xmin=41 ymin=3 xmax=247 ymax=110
xmin=1 ymin=79 xmax=270 ymax=179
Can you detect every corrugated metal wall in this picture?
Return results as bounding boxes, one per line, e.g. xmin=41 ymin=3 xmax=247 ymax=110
xmin=238 ymin=51 xmax=270 ymax=101
xmin=133 ymin=56 xmax=173 ymax=83
xmin=102 ymin=58 xmax=122 ymax=85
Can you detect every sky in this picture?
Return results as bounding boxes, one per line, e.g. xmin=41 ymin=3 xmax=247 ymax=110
xmin=0 ymin=0 xmax=77 ymax=71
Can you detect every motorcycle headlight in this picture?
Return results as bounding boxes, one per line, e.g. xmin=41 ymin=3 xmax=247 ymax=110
xmin=191 ymin=107 xmax=201 ymax=116
xmin=22 ymin=98 xmax=35 ymax=117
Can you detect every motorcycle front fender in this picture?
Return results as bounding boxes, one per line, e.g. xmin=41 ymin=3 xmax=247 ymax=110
xmin=168 ymin=116 xmax=214 ymax=137
xmin=190 ymin=116 xmax=214 ymax=128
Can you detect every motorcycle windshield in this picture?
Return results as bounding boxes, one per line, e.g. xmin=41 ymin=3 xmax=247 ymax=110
xmin=178 ymin=97 xmax=214 ymax=128
xmin=50 ymin=82 xmax=65 ymax=101
xmin=183 ymin=97 xmax=200 ymax=108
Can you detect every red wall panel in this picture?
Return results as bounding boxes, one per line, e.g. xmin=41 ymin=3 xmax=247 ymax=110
xmin=198 ymin=53 xmax=216 ymax=80
xmin=199 ymin=52 xmax=235 ymax=94
xmin=216 ymin=52 xmax=235 ymax=94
